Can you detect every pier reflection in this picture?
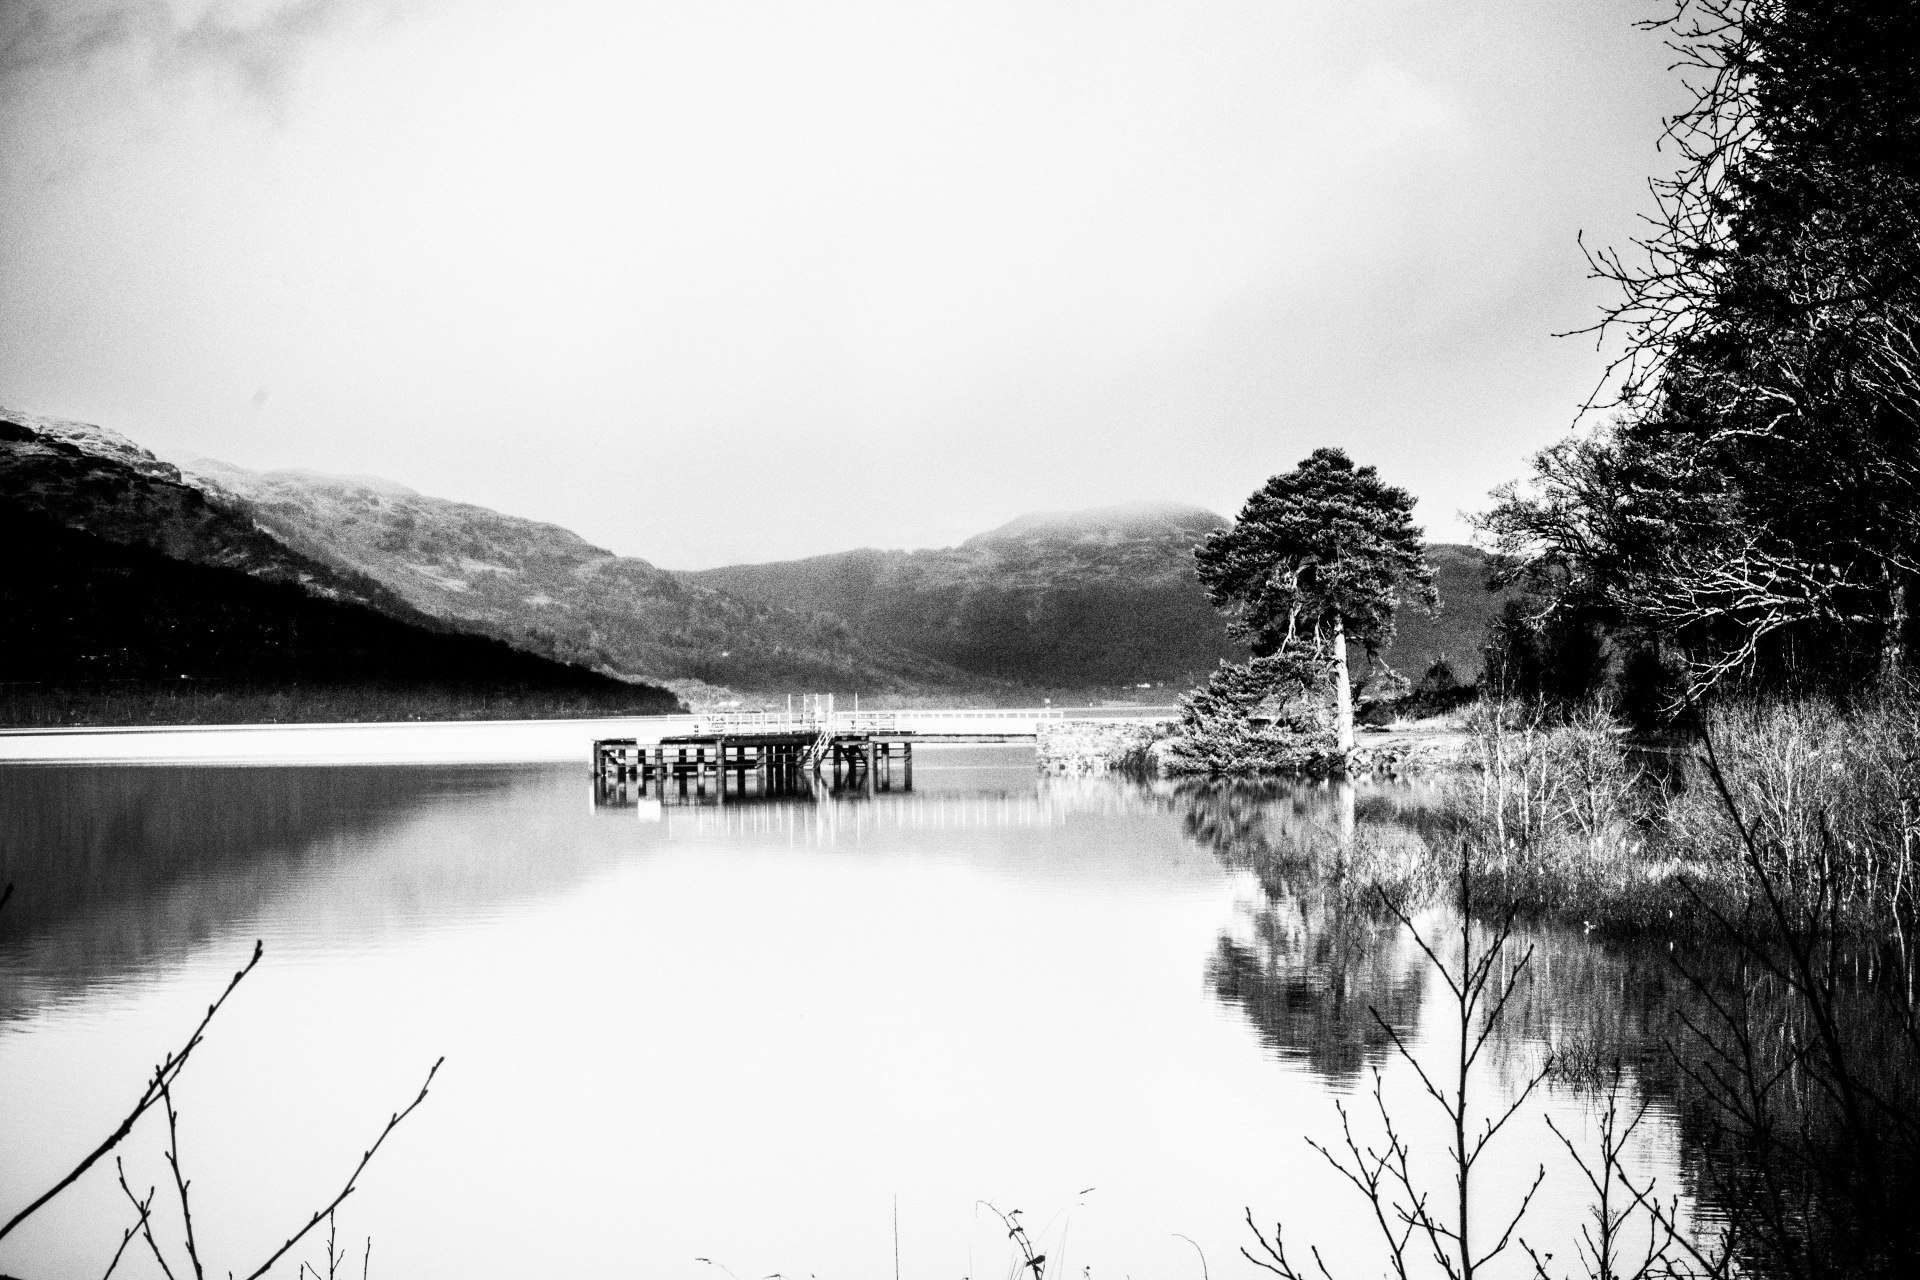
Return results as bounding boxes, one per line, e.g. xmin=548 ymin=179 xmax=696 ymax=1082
xmin=588 ymin=767 xmax=1195 ymax=851
xmin=590 ymin=757 xmax=909 ymax=810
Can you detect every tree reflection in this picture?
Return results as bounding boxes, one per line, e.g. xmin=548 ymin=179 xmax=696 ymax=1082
xmin=1177 ymin=778 xmax=1428 ymax=1083
xmin=0 ymin=763 xmax=571 ymax=1020
xmin=1176 ymin=772 xmax=1920 ymax=1272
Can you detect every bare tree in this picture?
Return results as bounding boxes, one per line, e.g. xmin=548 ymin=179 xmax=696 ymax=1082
xmin=1483 ymin=0 xmax=1920 ymax=694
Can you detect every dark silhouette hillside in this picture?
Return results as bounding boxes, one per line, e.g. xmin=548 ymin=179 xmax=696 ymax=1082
xmin=1 ymin=505 xmax=679 ymax=722
xmin=2 ymin=408 xmax=681 ymax=724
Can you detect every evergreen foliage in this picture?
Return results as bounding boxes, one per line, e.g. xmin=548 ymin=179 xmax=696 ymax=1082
xmin=1480 ymin=597 xmax=1611 ymax=706
xmin=1194 ymin=448 xmax=1435 ymax=661
xmin=1483 ymin=0 xmax=1920 ymax=694
xmin=1167 ymin=653 xmax=1341 ymax=774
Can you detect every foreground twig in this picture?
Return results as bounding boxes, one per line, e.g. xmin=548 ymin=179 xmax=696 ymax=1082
xmin=0 ymin=940 xmax=264 ymax=1241
xmin=240 ymin=1056 xmax=444 ymax=1280
xmin=116 ymin=1158 xmax=177 ymax=1280
xmin=100 ymin=1160 xmax=159 ymax=1280
xmin=977 ymin=1202 xmax=1049 ymax=1279
xmin=162 ymin=1083 xmax=206 ymax=1280
xmin=1244 ymin=852 xmax=1549 ymax=1279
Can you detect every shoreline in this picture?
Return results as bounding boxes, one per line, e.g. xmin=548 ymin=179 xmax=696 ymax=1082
xmin=0 ymin=715 xmax=697 ymax=765
xmin=0 ymin=709 xmax=1140 ymax=766
xmin=1038 ymin=717 xmax=1475 ymax=777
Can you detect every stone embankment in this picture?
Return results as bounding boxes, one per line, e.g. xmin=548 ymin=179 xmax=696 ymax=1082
xmin=1038 ymin=719 xmax=1471 ymax=776
xmin=1036 ymin=719 xmax=1168 ymax=774
xmin=1347 ymin=730 xmax=1473 ymax=776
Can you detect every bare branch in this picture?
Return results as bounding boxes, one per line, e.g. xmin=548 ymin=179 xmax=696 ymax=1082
xmin=116 ymin=1158 xmax=178 ymax=1280
xmin=240 ymin=1057 xmax=443 ymax=1280
xmin=0 ymin=940 xmax=264 ymax=1242
xmin=162 ymin=1084 xmax=206 ymax=1280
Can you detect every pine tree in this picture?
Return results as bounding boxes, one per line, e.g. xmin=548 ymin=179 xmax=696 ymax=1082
xmin=1195 ymin=448 xmax=1435 ymax=758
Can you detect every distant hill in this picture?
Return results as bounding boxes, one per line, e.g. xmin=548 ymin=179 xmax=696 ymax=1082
xmin=1 ymin=411 xmax=681 ymax=722
xmin=175 ymin=456 xmax=988 ymax=699
xmin=1375 ymin=544 xmax=1513 ymax=686
xmin=3 ymin=411 xmax=411 ymax=613
xmin=685 ymin=502 xmax=1248 ymax=693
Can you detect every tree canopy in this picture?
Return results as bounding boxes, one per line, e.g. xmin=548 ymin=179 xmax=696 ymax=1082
xmin=1483 ymin=0 xmax=1920 ymax=694
xmin=1195 ymin=447 xmax=1435 ymax=662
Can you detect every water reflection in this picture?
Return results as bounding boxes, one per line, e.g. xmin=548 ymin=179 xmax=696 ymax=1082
xmin=1166 ymin=771 xmax=1920 ymax=1277
xmin=1162 ymin=778 xmax=1426 ymax=1082
xmin=0 ymin=749 xmax=1257 ymax=1280
xmin=1208 ymin=904 xmax=1425 ymax=1081
xmin=1166 ymin=773 xmax=1697 ymax=1084
xmin=0 ymin=763 xmax=512 ymax=1014
xmin=0 ymin=754 xmax=1210 ymax=1025
xmin=591 ymin=758 xmax=911 ymax=810
xmin=13 ymin=750 xmax=1870 ymax=1278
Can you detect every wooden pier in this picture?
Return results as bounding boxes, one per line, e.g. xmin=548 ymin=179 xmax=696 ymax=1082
xmin=592 ymin=726 xmax=912 ymax=804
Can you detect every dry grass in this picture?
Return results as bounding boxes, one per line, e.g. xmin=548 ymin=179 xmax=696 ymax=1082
xmin=1662 ymin=691 xmax=1920 ymax=930
xmin=1418 ymin=690 xmax=1920 ymax=936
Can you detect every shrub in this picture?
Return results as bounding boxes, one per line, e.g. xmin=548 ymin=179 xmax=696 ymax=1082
xmin=1165 ymin=653 xmax=1341 ymax=774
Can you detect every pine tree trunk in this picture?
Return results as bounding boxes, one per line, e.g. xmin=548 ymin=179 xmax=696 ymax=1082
xmin=1332 ymin=612 xmax=1354 ymax=762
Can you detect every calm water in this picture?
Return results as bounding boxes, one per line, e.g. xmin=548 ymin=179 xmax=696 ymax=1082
xmin=1 ymin=746 xmax=1703 ymax=1278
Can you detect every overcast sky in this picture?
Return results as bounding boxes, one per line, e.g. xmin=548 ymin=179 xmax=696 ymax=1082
xmin=1 ymin=0 xmax=1681 ymax=568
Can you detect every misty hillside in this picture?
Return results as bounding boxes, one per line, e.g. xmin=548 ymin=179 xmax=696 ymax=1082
xmin=684 ymin=502 xmax=1248 ymax=690
xmin=176 ymin=456 xmax=987 ymax=698
xmin=3 ymin=410 xmax=413 ymax=614
xmin=1374 ymin=544 xmax=1514 ymax=686
xmin=1 ymin=411 xmax=682 ymax=720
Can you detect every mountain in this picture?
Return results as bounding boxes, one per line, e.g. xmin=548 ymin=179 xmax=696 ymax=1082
xmin=1 ymin=410 xmax=681 ymax=721
xmin=175 ymin=456 xmax=984 ymax=700
xmin=683 ymin=502 xmax=1248 ymax=692
xmin=9 ymin=407 xmax=1511 ymax=708
xmin=1375 ymin=544 xmax=1513 ymax=685
xmin=3 ymin=410 xmax=410 ymax=613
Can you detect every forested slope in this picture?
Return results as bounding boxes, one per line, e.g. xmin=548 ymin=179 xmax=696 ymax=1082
xmin=1 ymin=411 xmax=680 ymax=723
xmin=178 ymin=457 xmax=987 ymax=698
xmin=686 ymin=503 xmax=1247 ymax=691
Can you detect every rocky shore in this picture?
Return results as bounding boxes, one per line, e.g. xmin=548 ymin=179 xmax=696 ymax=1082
xmin=1035 ymin=719 xmax=1168 ymax=774
xmin=1346 ymin=728 xmax=1473 ymax=775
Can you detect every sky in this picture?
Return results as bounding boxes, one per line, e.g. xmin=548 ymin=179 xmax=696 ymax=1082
xmin=0 ymin=0 xmax=1684 ymax=568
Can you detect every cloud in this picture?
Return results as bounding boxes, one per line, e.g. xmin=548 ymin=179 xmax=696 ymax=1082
xmin=0 ymin=0 xmax=404 ymax=106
